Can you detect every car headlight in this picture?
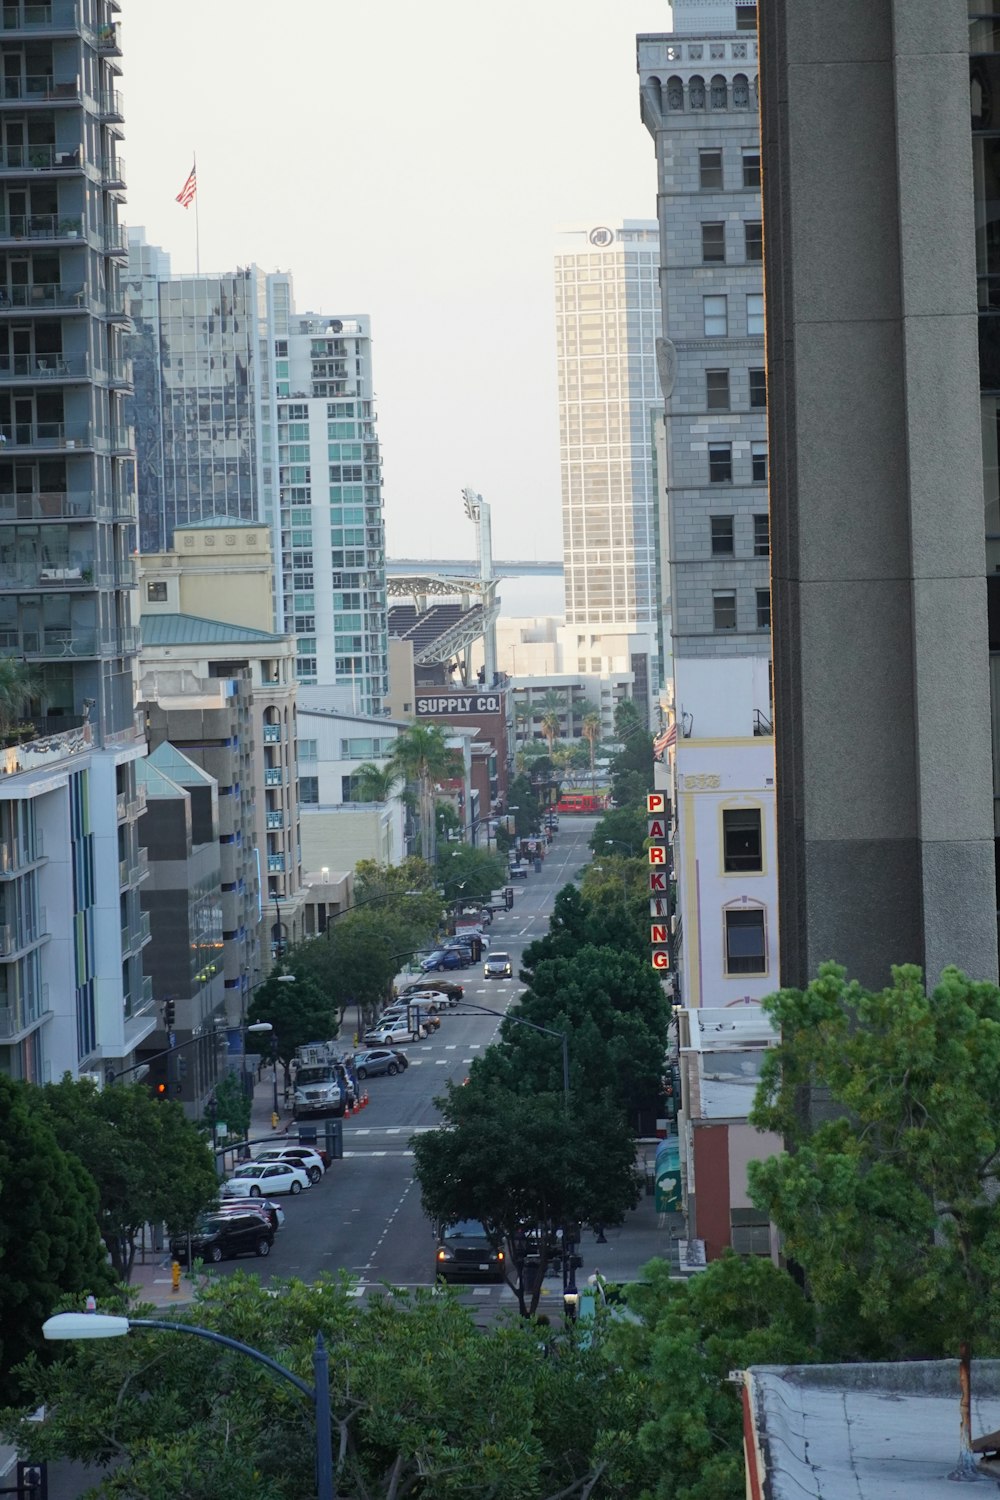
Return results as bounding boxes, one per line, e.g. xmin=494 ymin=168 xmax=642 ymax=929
xmin=436 ymin=1247 xmax=454 ymax=1262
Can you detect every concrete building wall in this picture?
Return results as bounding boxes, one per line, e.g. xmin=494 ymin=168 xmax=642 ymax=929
xmin=759 ymin=0 xmax=998 ymax=987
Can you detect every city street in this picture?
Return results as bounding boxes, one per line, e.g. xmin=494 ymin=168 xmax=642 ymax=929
xmin=179 ymin=821 xmax=605 ymax=1306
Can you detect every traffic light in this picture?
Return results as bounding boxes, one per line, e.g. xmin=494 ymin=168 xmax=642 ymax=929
xmin=164 ymin=997 xmax=175 ymax=1029
xmin=154 ymin=1081 xmax=167 ymax=1099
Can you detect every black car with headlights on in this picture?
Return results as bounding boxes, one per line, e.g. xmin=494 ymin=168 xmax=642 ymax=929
xmin=434 ymin=1219 xmax=506 ymax=1283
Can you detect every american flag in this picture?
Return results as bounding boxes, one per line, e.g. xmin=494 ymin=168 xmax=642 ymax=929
xmin=653 ymin=722 xmax=677 ymax=758
xmin=175 ymin=162 xmax=197 ymax=209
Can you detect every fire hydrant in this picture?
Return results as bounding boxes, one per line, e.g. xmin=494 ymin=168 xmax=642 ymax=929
xmin=171 ymin=1260 xmax=181 ymax=1294
xmin=271 ymin=1110 xmax=280 ymax=1130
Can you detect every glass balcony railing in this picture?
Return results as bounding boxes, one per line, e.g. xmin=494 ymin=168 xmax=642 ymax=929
xmin=116 ymin=791 xmax=126 ymax=820
xmin=0 ymin=282 xmax=87 ymax=311
xmin=0 ymin=492 xmax=93 ymax=520
xmin=0 ymin=143 xmax=82 ymax=170
xmin=0 ymin=829 xmax=44 ymax=874
xmin=97 ymin=88 xmax=123 ymax=119
xmin=0 ymin=352 xmax=89 ymax=378
xmin=2 ymin=4 xmax=82 ymax=32
xmin=0 ymin=74 xmax=80 ymax=101
xmin=96 ymin=20 xmax=121 ymax=52
xmin=100 ymin=155 xmax=125 ymax=186
xmin=0 ymin=421 xmax=91 ymax=449
xmin=0 ymin=212 xmax=82 ymax=241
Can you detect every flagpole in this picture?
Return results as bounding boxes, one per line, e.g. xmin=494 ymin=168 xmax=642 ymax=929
xmin=193 ymin=150 xmax=200 ymax=274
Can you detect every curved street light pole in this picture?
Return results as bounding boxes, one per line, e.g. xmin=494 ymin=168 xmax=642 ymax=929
xmin=451 ymin=999 xmax=569 ymax=1113
xmin=44 ymin=1312 xmax=335 ymax=1500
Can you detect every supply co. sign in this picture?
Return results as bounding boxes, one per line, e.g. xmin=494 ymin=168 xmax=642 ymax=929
xmin=415 ymin=694 xmax=503 ymax=716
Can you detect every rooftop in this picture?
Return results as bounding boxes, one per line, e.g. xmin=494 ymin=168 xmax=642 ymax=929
xmin=747 ymin=1361 xmax=1000 ymax=1498
xmin=141 ymin=613 xmax=283 ymax=647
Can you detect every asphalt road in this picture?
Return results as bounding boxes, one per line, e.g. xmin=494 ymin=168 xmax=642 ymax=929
xmin=207 ymin=819 xmax=598 ymax=1301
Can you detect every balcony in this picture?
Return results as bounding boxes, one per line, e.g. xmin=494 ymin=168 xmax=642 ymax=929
xmin=100 ymin=155 xmax=125 ymax=189
xmin=96 ymin=88 xmax=123 ymax=122
xmin=99 ymin=222 xmax=128 ymax=257
xmin=263 ymin=723 xmax=281 ymax=743
xmin=264 ymin=767 xmax=283 ymax=787
xmin=0 ymin=492 xmax=95 ymax=521
xmin=136 ymin=846 xmax=148 ymax=879
xmin=96 ymin=20 xmax=121 ymax=54
xmin=0 ymin=421 xmax=91 ymax=452
xmin=0 ymin=989 xmax=49 ymax=1040
xmin=0 ymin=143 xmax=82 ymax=173
xmin=130 ymin=782 xmax=147 ymax=817
xmin=2 ymin=4 xmax=82 ymax=34
xmin=116 ymin=790 xmax=126 ymax=820
xmin=104 ymin=354 xmax=131 ymax=387
xmin=0 ymin=911 xmax=46 ymax=956
xmin=0 ymin=75 xmax=82 ymax=104
xmin=109 ymin=424 xmax=132 ymax=453
xmin=3 ymin=626 xmax=135 ymax=660
xmin=0 ymin=562 xmax=102 ymax=592
xmin=0 ymin=282 xmax=86 ymax=314
xmin=267 ymin=854 xmax=286 ymax=873
xmin=0 ymin=714 xmax=90 ymax=774
xmin=0 ymin=351 xmax=89 ymax=382
xmin=266 ymin=810 xmax=284 ymax=830
xmin=0 ymin=829 xmax=44 ymax=874
xmin=0 ymin=212 xmax=82 ymax=244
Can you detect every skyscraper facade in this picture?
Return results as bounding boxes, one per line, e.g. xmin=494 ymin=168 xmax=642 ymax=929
xmin=555 ymin=221 xmax=662 ymax=711
xmin=638 ymin=0 xmax=777 ymax=1011
xmin=759 ymin=0 xmax=998 ymax=987
xmin=0 ymin=0 xmax=150 ymax=1085
xmin=127 ymin=252 xmax=389 ymax=714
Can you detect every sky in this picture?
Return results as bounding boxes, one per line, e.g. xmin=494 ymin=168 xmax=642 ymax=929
xmin=124 ymin=1 xmax=671 ymax=561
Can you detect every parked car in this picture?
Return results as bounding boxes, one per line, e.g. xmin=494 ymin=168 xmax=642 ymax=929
xmin=253 ymin=1146 xmax=326 ymax=1185
xmin=399 ymin=978 xmax=463 ymax=1004
xmin=508 ymin=862 xmax=528 ymax=880
xmin=364 ymin=1017 xmax=425 ymax=1047
xmin=420 ymin=949 xmax=466 ymax=972
xmin=169 ymin=1211 xmax=274 ymax=1265
xmin=354 ymin=1047 xmax=408 ymax=1079
xmin=222 ymin=1162 xmax=310 ymax=1198
xmin=213 ymin=1197 xmax=285 ymax=1231
xmin=392 ymin=987 xmax=445 ymax=1013
xmin=484 ymin=951 xmax=513 ymax=979
xmin=434 ymin=1219 xmax=506 ymax=1283
xmin=379 ymin=1004 xmax=439 ymax=1033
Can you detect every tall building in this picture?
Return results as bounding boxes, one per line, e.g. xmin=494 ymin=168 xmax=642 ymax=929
xmin=638 ymin=0 xmax=777 ymax=1012
xmin=555 ymin=220 xmax=662 ymax=714
xmin=759 ymin=0 xmax=998 ymax=987
xmin=0 ymin=0 xmax=148 ymax=1086
xmin=126 ymin=247 xmax=389 ymax=715
xmin=125 ymin=237 xmax=264 ymax=555
xmin=262 ymin=284 xmax=389 ymax=713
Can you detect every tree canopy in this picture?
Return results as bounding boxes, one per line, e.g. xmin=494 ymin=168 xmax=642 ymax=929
xmin=436 ymin=842 xmax=507 ymax=902
xmin=0 ymin=1076 xmax=111 ymax=1402
xmin=748 ymin=961 xmax=1000 ymax=1361
xmin=246 ymin=970 xmax=338 ymax=1066
xmin=41 ymin=1076 xmax=219 ymax=1282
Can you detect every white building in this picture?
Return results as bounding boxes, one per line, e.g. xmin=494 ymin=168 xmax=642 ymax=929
xmin=297 ymin=702 xmax=407 ymax=872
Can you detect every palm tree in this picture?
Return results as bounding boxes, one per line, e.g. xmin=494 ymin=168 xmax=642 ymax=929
xmin=536 ymin=690 xmax=566 ymax=758
xmin=352 ymin=761 xmax=403 ymax=804
xmin=387 ymin=722 xmax=463 ymax=863
xmin=0 ymin=658 xmax=40 ymax=741
xmin=514 ymin=700 xmax=531 ymax=748
xmin=581 ymin=711 xmax=602 ymax=793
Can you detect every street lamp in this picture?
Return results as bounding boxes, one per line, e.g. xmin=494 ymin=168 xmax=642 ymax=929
xmin=604 ymin=838 xmax=635 ymax=857
xmin=252 ymin=973 xmax=297 ymax=1116
xmin=43 ymin=1312 xmax=335 ymax=1500
xmin=451 ymin=999 xmax=569 ymax=1113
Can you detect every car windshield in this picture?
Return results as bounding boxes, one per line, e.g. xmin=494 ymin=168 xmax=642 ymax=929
xmin=444 ymin=1219 xmax=489 ymax=1242
xmin=233 ymin=1165 xmax=267 ymax=1178
xmin=490 ymin=953 xmax=509 ymax=962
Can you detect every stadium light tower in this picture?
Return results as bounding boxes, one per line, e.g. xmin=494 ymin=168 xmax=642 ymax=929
xmin=461 ymin=487 xmax=497 ymax=687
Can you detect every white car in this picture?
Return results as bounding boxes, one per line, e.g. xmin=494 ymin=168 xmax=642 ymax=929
xmin=222 ymin=1162 xmax=311 ymax=1198
xmin=253 ymin=1146 xmax=326 ymax=1185
xmin=364 ymin=1017 xmax=425 ymax=1046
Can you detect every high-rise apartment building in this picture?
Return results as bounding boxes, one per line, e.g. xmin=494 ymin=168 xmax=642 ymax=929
xmin=126 ymin=247 xmax=389 ymax=715
xmin=555 ymin=220 xmax=662 ymax=713
xmin=638 ymin=0 xmax=777 ymax=1013
xmin=0 ymin=0 xmax=149 ymax=1086
xmin=759 ymin=0 xmax=998 ymax=988
xmin=261 ymin=282 xmax=388 ymax=714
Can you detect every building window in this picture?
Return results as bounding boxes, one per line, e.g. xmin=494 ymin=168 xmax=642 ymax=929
xmin=756 ymin=588 xmax=771 ymax=629
xmin=725 ymin=906 xmax=767 ymax=974
xmin=702 ymin=222 xmax=726 ymax=264
xmin=736 ymin=3 xmax=758 ymax=30
xmin=749 ymin=367 xmax=767 ymax=409
xmin=709 ymin=443 xmax=733 ymax=483
xmin=745 ymin=221 xmax=763 ymax=262
xmin=704 ymin=294 xmax=728 ymax=337
xmin=299 ymin=776 xmax=319 ymax=805
xmin=754 ymin=512 xmax=770 ymax=557
xmin=752 ymin=441 xmax=769 ymax=482
xmin=713 ymin=590 xmax=738 ymax=631
xmin=298 ymin=738 xmax=318 ymax=760
xmin=747 ymin=293 xmax=765 ymax=336
xmin=146 ymin=581 xmax=167 ymax=602
xmin=723 ymin=808 xmax=763 ymax=872
xmin=699 ymin=148 xmax=723 ymax=190
xmin=706 ymin=368 xmax=730 ymax=411
xmin=711 ymin=515 xmax=735 ymax=555
xmin=743 ymin=150 xmax=761 ymax=188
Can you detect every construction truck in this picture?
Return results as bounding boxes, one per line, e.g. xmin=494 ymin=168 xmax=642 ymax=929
xmin=291 ymin=1041 xmax=350 ymax=1120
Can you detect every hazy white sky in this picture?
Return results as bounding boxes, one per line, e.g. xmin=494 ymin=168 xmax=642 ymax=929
xmin=124 ymin=1 xmax=671 ymax=560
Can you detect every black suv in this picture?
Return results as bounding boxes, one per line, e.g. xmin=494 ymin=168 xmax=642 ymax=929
xmin=169 ymin=1212 xmax=274 ymax=1265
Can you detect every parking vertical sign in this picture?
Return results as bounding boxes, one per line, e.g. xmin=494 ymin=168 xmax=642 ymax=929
xmin=647 ymin=794 xmax=670 ymax=972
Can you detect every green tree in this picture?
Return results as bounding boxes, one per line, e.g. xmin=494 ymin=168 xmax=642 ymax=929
xmin=591 ymin=803 xmax=650 ymax=856
xmin=351 ymin=760 xmax=403 ymax=804
xmin=435 ymin=798 xmax=462 ymax=840
xmin=0 ymin=657 xmax=40 ymax=740
xmin=203 ymin=1070 xmax=251 ymax=1142
xmin=436 ymin=842 xmax=507 ymax=902
xmin=0 ymin=1077 xmax=111 ymax=1402
xmin=41 ymin=1077 xmax=218 ymax=1282
xmin=353 ymin=854 xmax=437 ymax=900
xmin=413 ymin=1077 xmax=641 ymax=1315
xmin=506 ymin=771 xmax=541 ymax=836
xmin=749 ymin=962 xmax=1000 ymax=1362
xmin=608 ymin=1254 xmax=817 ymax=1500
xmin=246 ymin=971 xmax=337 ymax=1074
xmin=291 ymin=896 xmax=442 ymax=1033
xmin=387 ymin=721 xmax=463 ymax=863
xmin=3 ymin=1272 xmax=648 ymax=1499
xmin=537 ymin=689 xmax=567 ymax=756
xmin=581 ymin=709 xmax=602 ymax=789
